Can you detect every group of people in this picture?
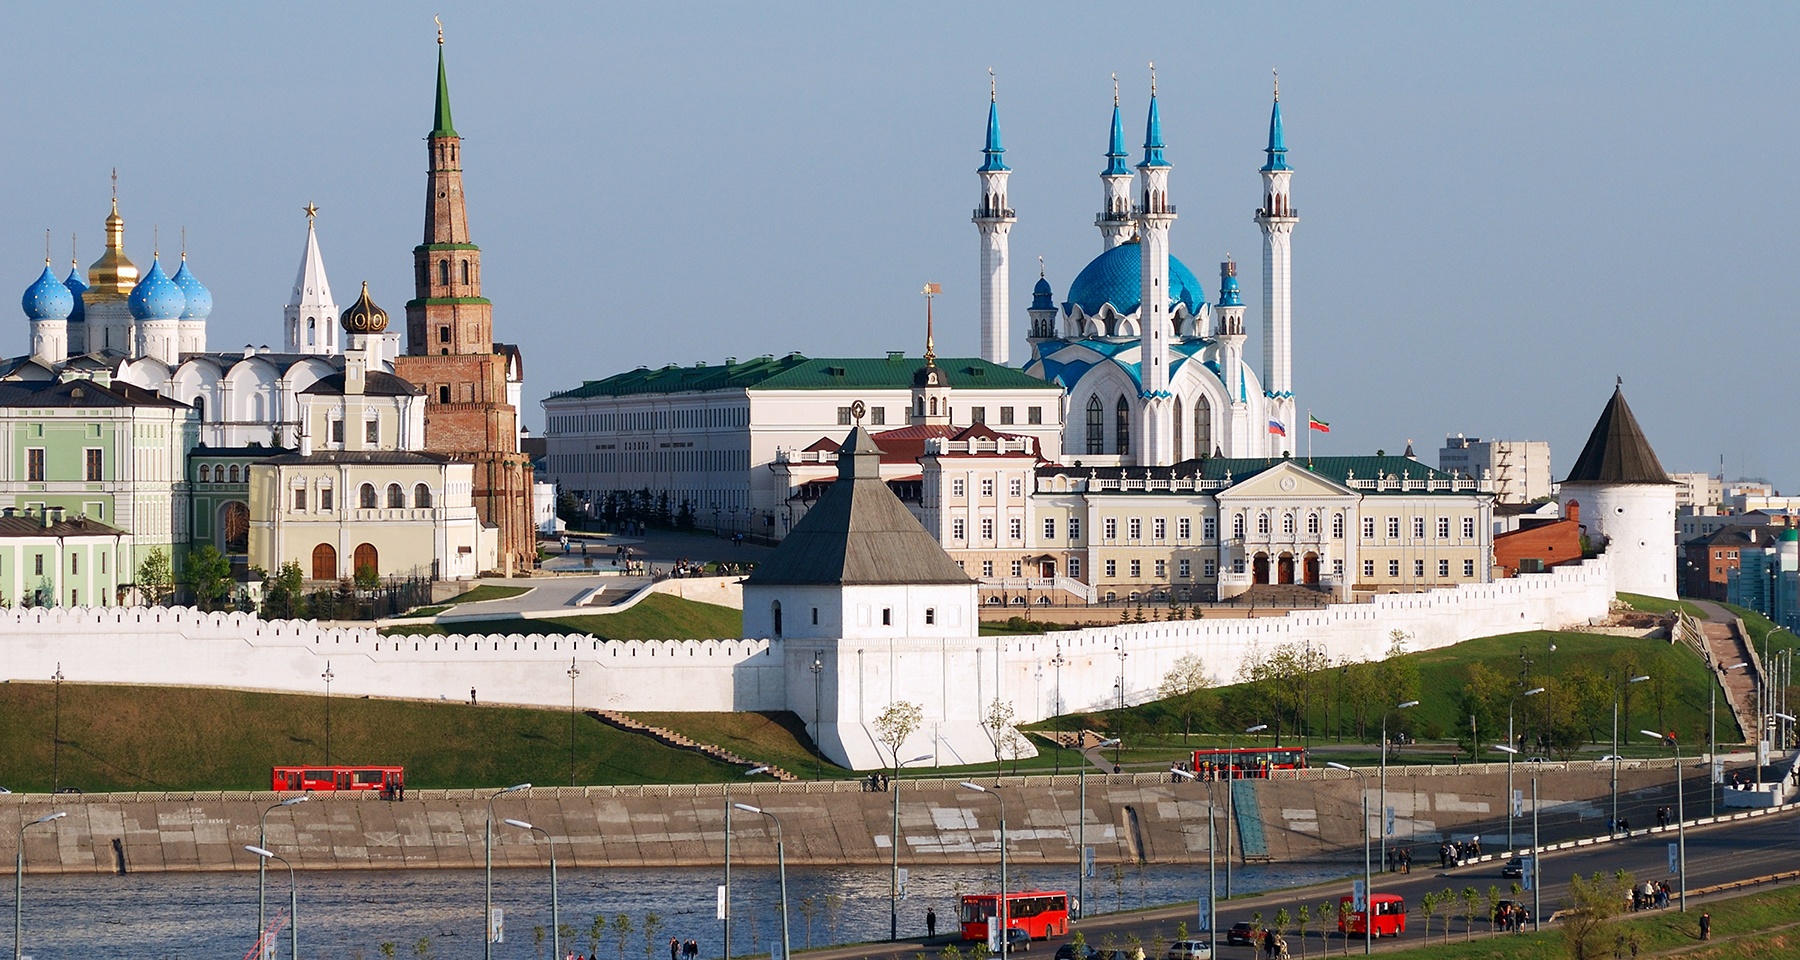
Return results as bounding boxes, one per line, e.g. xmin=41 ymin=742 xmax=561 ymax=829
xmin=1383 ymin=847 xmax=1412 ymax=873
xmin=1607 ymin=816 xmax=1635 ymax=837
xmin=1436 ymin=837 xmax=1480 ymax=868
xmin=862 ymin=772 xmax=892 ymax=792
xmin=667 ymin=937 xmax=702 ymax=960
xmin=1631 ymin=880 xmax=1674 ymax=911
xmin=1259 ymin=928 xmax=1290 ymax=960
xmin=1493 ymin=901 xmax=1530 ymax=931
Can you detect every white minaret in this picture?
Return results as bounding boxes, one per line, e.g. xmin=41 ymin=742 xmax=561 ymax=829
xmin=286 ymin=204 xmax=339 ymax=355
xmin=1096 ymin=76 xmax=1134 ymax=251
xmin=1256 ymin=74 xmax=1298 ymax=451
xmin=1135 ymin=69 xmax=1176 ymax=466
xmin=1216 ymin=259 xmax=1250 ymax=457
xmin=973 ymin=71 xmax=1016 ymax=365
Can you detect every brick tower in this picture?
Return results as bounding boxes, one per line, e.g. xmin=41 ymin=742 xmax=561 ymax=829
xmin=393 ymin=35 xmax=535 ymax=574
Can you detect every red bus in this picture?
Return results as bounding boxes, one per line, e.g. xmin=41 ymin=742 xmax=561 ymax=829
xmin=1189 ymin=746 xmax=1308 ymax=779
xmin=1338 ymin=894 xmax=1406 ymax=938
xmin=272 ymin=766 xmax=404 ymax=793
xmin=959 ymin=891 xmax=1071 ymax=942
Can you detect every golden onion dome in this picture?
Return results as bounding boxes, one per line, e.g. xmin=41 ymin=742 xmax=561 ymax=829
xmin=340 ymin=280 xmax=389 ymax=333
xmin=85 ymin=199 xmax=139 ymax=301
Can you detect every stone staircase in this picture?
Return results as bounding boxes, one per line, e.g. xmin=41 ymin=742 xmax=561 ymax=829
xmin=1229 ymin=583 xmax=1334 ymax=609
xmin=588 ymin=710 xmax=799 ymax=780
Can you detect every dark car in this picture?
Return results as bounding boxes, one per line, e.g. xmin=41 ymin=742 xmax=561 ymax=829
xmin=1227 ymin=923 xmax=1257 ymax=946
xmin=1501 ymin=856 xmax=1524 ymax=878
xmin=1005 ymin=928 xmax=1032 ymax=952
xmin=1054 ymin=945 xmax=1098 ymax=960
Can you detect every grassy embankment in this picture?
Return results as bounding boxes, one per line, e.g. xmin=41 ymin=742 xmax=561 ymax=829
xmin=389 ymin=583 xmax=532 ymax=619
xmin=381 ymin=593 xmax=743 ymax=639
xmin=1618 ymin=592 xmax=1709 ymax=619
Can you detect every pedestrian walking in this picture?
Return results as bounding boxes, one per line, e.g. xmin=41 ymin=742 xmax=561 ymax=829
xmin=670 ymin=936 xmax=680 ymax=960
xmin=927 ymin=908 xmax=937 ymax=939
xmin=1699 ymin=911 xmax=1711 ymax=940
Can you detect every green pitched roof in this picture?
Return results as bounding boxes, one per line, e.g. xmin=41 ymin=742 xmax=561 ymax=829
xmin=544 ymin=354 xmax=1053 ymax=401
xmin=431 ymin=46 xmax=457 ymax=138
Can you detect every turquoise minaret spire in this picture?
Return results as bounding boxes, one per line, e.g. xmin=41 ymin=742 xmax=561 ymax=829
xmin=973 ymin=68 xmax=1016 ymax=363
xmin=979 ymin=74 xmax=1008 ymax=172
xmin=1104 ymin=95 xmax=1130 ymax=176
xmin=1140 ymin=66 xmax=1168 ymax=169
xmin=1261 ymin=75 xmax=1290 ymax=172
xmin=1096 ymin=74 xmax=1135 ymax=249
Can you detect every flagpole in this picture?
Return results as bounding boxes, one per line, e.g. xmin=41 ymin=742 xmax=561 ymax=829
xmin=1307 ymin=408 xmax=1313 ymax=465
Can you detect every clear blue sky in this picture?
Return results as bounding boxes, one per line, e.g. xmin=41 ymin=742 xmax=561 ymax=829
xmin=2 ymin=3 xmax=1795 ymax=487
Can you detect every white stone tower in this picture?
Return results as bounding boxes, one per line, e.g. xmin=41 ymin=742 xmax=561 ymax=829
xmin=285 ymin=204 xmax=339 ymax=356
xmin=1560 ymin=383 xmax=1678 ymax=599
xmin=1096 ymin=78 xmax=1134 ymax=251
xmin=1135 ymin=71 xmax=1176 ymax=466
xmin=1255 ymin=77 xmax=1298 ymax=451
xmin=973 ymin=73 xmax=1016 ymax=365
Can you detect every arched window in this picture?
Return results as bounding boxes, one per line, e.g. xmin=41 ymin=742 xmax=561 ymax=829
xmin=929 ymin=396 xmax=938 ymax=416
xmin=307 ymin=317 xmax=316 ymax=345
xmin=360 ymin=483 xmax=377 ymax=509
xmin=229 ymin=465 xmax=240 ymax=483
xmin=414 ymin=483 xmax=433 ymax=508
xmin=1172 ymin=395 xmax=1184 ymax=461
xmin=221 ymin=501 xmax=249 ymax=554
xmin=1282 ymin=512 xmax=1295 ymax=535
xmin=387 ymin=483 xmax=405 ymax=509
xmin=1307 ymin=512 xmax=1321 ymax=536
xmin=1194 ymin=396 xmax=1213 ymax=457
xmin=439 ymin=385 xmax=451 ymax=403
xmin=1257 ymin=512 xmax=1271 ymax=536
xmin=1085 ymin=396 xmax=1104 ymax=454
xmin=460 ymin=260 xmax=470 ymax=285
xmin=1233 ymin=513 xmax=1245 ymax=539
xmin=771 ymin=600 xmax=783 ymax=637
xmin=199 ymin=465 xmax=211 ymax=483
xmin=1115 ymin=396 xmax=1131 ymax=456
xmin=1332 ymin=513 xmax=1345 ymax=539
xmin=193 ymin=395 xmax=206 ymax=422
xmin=915 ymin=397 xmax=924 ymax=417
xmin=252 ymin=393 xmax=265 ymax=422
xmin=438 ymin=260 xmax=450 ymax=286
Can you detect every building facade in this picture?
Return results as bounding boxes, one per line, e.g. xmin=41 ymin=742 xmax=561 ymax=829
xmin=1438 ymin=436 xmax=1554 ymax=504
xmin=0 ymin=509 xmax=129 ymax=607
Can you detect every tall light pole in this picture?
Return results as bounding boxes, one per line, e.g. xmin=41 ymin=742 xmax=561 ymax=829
xmin=1226 ymin=724 xmax=1265 ymax=898
xmin=1050 ymin=647 xmax=1067 ymax=776
xmin=1378 ymin=700 xmax=1418 ymax=869
xmin=960 ymin=782 xmax=1009 ymax=960
xmin=320 ymin=661 xmax=335 ymax=765
xmin=1113 ymin=641 xmax=1129 ymax=768
xmin=1170 ymin=767 xmax=1218 ymax=960
xmin=258 ymin=796 xmax=308 ymax=946
xmin=504 ymin=819 xmax=560 ymax=960
xmin=891 ymin=753 xmax=934 ymax=940
xmin=733 ymin=803 xmax=789 ymax=960
xmin=1613 ymin=675 xmax=1650 ymax=832
xmin=567 ymin=659 xmax=581 ymax=787
xmin=485 ymin=782 xmax=532 ymax=959
xmin=50 ymin=664 xmax=64 ymax=794
xmin=245 ymin=846 xmax=297 ymax=960
xmin=1531 ymin=777 xmax=1541 ymax=931
xmin=14 ymin=811 xmax=65 ymax=960
xmin=1078 ymin=738 xmax=1116 ymax=919
xmin=811 ymin=655 xmax=824 ymax=780
xmin=1642 ymin=730 xmax=1686 ymax=911
xmin=1326 ymin=763 xmax=1371 ymax=956
xmin=1506 ymin=686 xmax=1545 ymax=852
xmin=1722 ymin=662 xmax=1748 ymax=818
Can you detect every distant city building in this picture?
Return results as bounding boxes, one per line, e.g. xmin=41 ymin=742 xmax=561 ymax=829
xmin=1669 ymin=471 xmax=1722 ymax=510
xmin=1727 ymin=528 xmax=1800 ymax=631
xmin=0 ymin=509 xmax=129 ymax=607
xmin=1438 ymin=435 xmax=1553 ymax=504
xmin=1493 ymin=502 xmax=1582 ymax=578
xmin=1681 ymin=525 xmax=1776 ymax=601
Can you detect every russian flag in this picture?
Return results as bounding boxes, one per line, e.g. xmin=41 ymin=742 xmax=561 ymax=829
xmin=1267 ymin=420 xmax=1287 ymax=437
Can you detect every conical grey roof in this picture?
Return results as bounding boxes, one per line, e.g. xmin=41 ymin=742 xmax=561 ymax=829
xmin=1564 ymin=385 xmax=1672 ymax=485
xmin=747 ymin=426 xmax=973 ymax=586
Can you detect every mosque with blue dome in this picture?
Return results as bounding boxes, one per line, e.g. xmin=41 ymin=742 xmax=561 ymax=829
xmin=975 ymin=74 xmax=1300 ymax=465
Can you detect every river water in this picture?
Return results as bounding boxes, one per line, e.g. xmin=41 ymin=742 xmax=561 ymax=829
xmin=15 ymin=861 xmax=1348 ymax=960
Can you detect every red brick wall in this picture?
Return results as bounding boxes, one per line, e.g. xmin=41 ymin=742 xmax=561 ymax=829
xmin=1494 ymin=520 xmax=1582 ymax=577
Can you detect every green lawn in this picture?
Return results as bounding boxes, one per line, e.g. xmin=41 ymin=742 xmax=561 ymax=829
xmin=1618 ymin=592 xmax=1707 ymax=618
xmin=381 ymin=593 xmax=743 ymax=639
xmin=1718 ymin=601 xmax=1800 ymax=659
xmin=391 ymin=584 xmax=537 ymax=619
xmin=0 ymin=682 xmax=739 ymax=792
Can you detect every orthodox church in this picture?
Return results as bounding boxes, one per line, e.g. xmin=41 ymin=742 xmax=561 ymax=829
xmin=981 ymin=74 xmax=1298 ymax=465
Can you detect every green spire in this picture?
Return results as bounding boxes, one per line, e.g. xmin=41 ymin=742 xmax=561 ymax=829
xmin=431 ymin=44 xmax=457 ymax=138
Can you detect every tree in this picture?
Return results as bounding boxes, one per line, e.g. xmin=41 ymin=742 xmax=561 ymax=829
xmin=983 ymin=699 xmax=1016 ymax=779
xmin=641 ymin=913 xmax=664 ymax=960
xmin=1562 ymin=871 xmax=1634 ymax=960
xmin=137 ymin=547 xmax=173 ymax=606
xmin=261 ymin=560 xmax=305 ymax=620
xmin=354 ymin=561 xmax=381 ymax=592
xmin=1418 ymin=891 xmax=1436 ymax=940
xmin=1296 ymin=904 xmax=1310 ymax=959
xmin=1460 ymin=888 xmax=1480 ymax=941
xmin=1157 ymin=654 xmax=1213 ymax=743
xmin=1335 ymin=901 xmax=1352 ymax=956
xmin=799 ymin=897 xmax=819 ymax=948
xmin=1485 ymin=886 xmax=1501 ymax=938
xmin=1437 ymin=888 xmax=1454 ymax=943
xmin=611 ymin=914 xmax=633 ymax=960
xmin=875 ymin=699 xmax=923 ymax=786
xmin=824 ymin=893 xmax=845 ymax=940
xmin=184 ymin=545 xmax=232 ymax=611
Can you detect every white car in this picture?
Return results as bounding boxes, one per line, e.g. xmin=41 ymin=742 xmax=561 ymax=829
xmin=1598 ymin=755 xmax=1625 ymax=762
xmin=1166 ymin=941 xmax=1213 ymax=960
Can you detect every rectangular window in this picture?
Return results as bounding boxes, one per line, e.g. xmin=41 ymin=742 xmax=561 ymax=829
xmin=84 ymin=448 xmax=103 ymax=481
xmin=882 ymin=608 xmax=892 ymax=626
xmin=1412 ymin=516 xmax=1426 ymax=539
xmin=1008 ymin=518 xmax=1022 ymax=540
xmin=1043 ymin=517 xmax=1057 ymax=540
xmin=1104 ymin=518 xmax=1118 ymax=540
xmin=330 ymin=420 xmax=345 ymax=444
xmin=812 ymin=608 xmax=820 ymax=625
xmin=999 ymin=406 xmax=1015 ymax=425
xmin=71 ymin=554 xmax=78 ymax=574
xmin=1069 ymin=557 xmax=1081 ymax=579
xmin=438 ymin=325 xmax=451 ymax=343
xmin=293 ymin=488 xmax=307 ymax=511
xmin=923 ymin=607 xmax=933 ymax=625
xmin=1387 ymin=517 xmax=1400 ymax=539
xmin=1105 ymin=559 xmax=1117 ymax=578
xmin=981 ymin=518 xmax=994 ymax=540
xmin=1069 ymin=517 xmax=1081 ymax=541
xmin=1364 ymin=559 xmax=1376 ymax=578
xmin=1129 ymin=560 xmax=1142 ymax=578
xmin=321 ymin=487 xmax=334 ymax=511
xmin=1009 ymin=478 xmax=1023 ymax=497
xmin=1203 ymin=517 xmax=1217 ymax=541
xmin=1464 ymin=559 xmax=1476 ymax=577
xmin=1179 ymin=559 xmax=1191 ymax=578
xmin=1333 ymin=559 xmax=1344 ymax=578
xmin=952 ymin=519 xmax=966 ymax=540
xmin=1203 ymin=559 xmax=1216 ymax=578
xmin=1414 ymin=559 xmax=1426 ymax=578
xmin=1028 ymin=406 xmax=1043 ymax=425
xmin=971 ymin=406 xmax=986 ymax=424
xmin=952 ymin=478 xmax=965 ymax=498
xmin=869 ymin=406 xmax=886 ymax=425
xmin=837 ymin=407 xmax=853 ymax=426
xmin=981 ymin=478 xmax=995 ymax=497
xmin=1154 ymin=517 xmax=1168 ymax=540
xmin=1011 ymin=559 xmax=1023 ymax=577
xmin=34 ymin=554 xmax=44 ymax=576
xmin=1178 ymin=517 xmax=1191 ymax=540
xmin=982 ymin=560 xmax=994 ymax=577
xmin=1364 ymin=517 xmax=1376 ymax=539
xmin=1154 ymin=559 xmax=1166 ymax=578
xmin=1463 ymin=516 xmax=1476 ymax=538
xmin=366 ymin=419 xmax=380 ymax=443
xmin=1437 ymin=516 xmax=1451 ymax=539
xmin=26 ymin=447 xmax=44 ymax=482
xmin=1128 ymin=518 xmax=1142 ymax=540
xmin=1388 ymin=559 xmax=1401 ymax=577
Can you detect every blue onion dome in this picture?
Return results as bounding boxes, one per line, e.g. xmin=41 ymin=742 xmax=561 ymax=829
xmin=1063 ymin=238 xmax=1206 ymax=318
xmin=1030 ymin=274 xmax=1055 ymax=311
xmin=22 ymin=262 xmax=74 ymax=320
xmin=170 ymin=257 xmax=213 ymax=319
xmin=64 ymin=264 xmax=88 ymax=323
xmin=127 ymin=257 xmax=186 ymax=320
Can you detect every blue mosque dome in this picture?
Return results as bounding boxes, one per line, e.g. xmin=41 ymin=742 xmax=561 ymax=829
xmin=128 ymin=258 xmax=186 ymax=321
xmin=170 ymin=258 xmax=213 ymax=319
xmin=22 ymin=264 xmax=74 ymax=321
xmin=1030 ymin=274 xmax=1055 ymax=311
xmin=1063 ymin=238 xmax=1205 ymax=319
xmin=64 ymin=265 xmax=88 ymax=323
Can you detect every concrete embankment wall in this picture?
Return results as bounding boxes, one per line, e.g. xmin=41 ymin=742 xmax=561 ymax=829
xmin=0 ymin=761 xmax=1682 ymax=875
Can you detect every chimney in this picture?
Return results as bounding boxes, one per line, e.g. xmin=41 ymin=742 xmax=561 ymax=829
xmin=299 ymin=427 xmax=313 ymax=458
xmin=1565 ymin=500 xmax=1581 ymax=524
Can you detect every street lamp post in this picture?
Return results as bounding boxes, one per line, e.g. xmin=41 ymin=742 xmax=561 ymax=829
xmin=567 ymin=659 xmax=581 ymax=787
xmin=1169 ymin=767 xmax=1218 ymax=960
xmin=733 ymin=803 xmax=789 ymax=960
xmin=14 ymin=812 xmax=66 ymax=960
xmin=1641 ymin=730 xmax=1686 ymax=911
xmin=1325 ymin=763 xmax=1371 ymax=956
xmin=960 ymin=782 xmax=1009 ymax=960
xmin=891 ymin=753 xmax=934 ymax=941
xmin=485 ymin=782 xmax=532 ymax=959
xmin=1378 ymin=700 xmax=1419 ymax=869
xmin=258 ymin=796 xmax=309 ymax=945
xmin=245 ymin=845 xmax=297 ymax=960
xmin=1506 ymin=687 xmax=1545 ymax=852
xmin=320 ymin=661 xmax=335 ymax=765
xmin=727 ymin=766 xmax=776 ymax=960
xmin=1494 ymin=744 xmax=1537 ymax=929
xmin=50 ymin=664 xmax=64 ymax=794
xmin=1077 ymin=738 xmax=1116 ymax=919
xmin=811 ymin=655 xmax=824 ymax=780
xmin=504 ymin=819 xmax=560 ymax=960
xmin=1050 ymin=647 xmax=1067 ymax=776
xmin=1113 ymin=642 xmax=1128 ymax=768
xmin=1613 ymin=675 xmax=1650 ymax=832
xmin=1225 ymin=724 xmax=1265 ymax=898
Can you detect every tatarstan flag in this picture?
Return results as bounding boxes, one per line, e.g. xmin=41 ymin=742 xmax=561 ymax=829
xmin=1309 ymin=414 xmax=1331 ymax=433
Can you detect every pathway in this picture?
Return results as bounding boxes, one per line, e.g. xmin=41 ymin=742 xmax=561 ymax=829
xmin=1691 ymin=600 xmax=1762 ymax=744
